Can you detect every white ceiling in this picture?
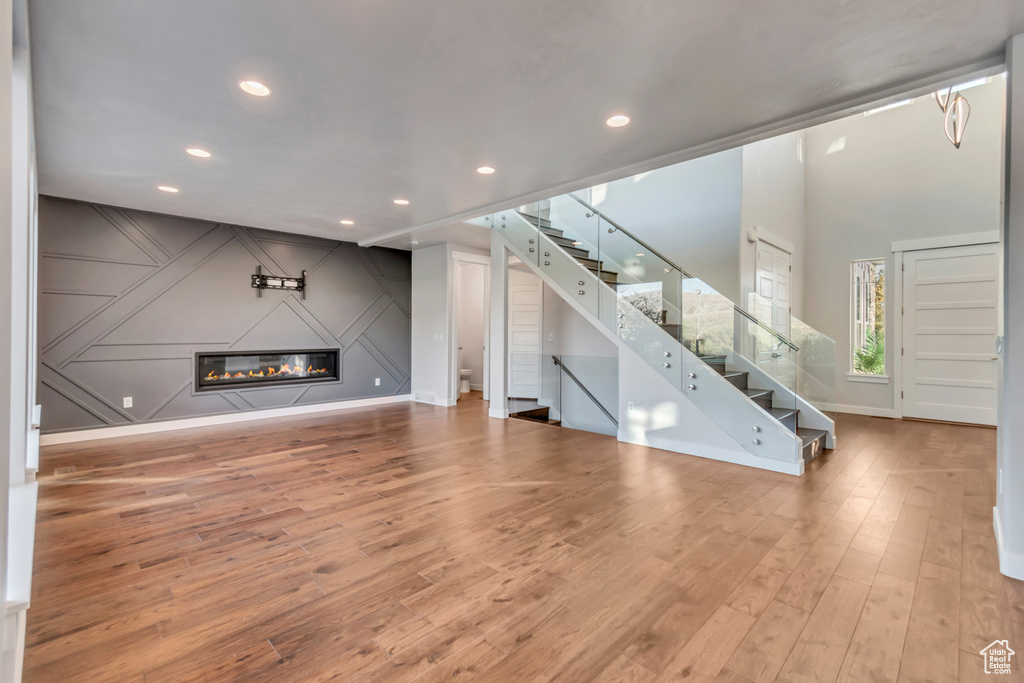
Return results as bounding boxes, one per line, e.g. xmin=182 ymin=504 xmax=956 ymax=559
xmin=29 ymin=1 xmax=1024 ymax=251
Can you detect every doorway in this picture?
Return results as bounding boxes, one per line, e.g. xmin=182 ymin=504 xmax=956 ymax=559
xmin=451 ymin=252 xmax=489 ymax=403
xmin=900 ymin=241 xmax=999 ymax=425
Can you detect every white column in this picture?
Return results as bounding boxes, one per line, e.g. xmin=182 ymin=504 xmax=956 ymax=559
xmin=488 ymin=230 xmax=508 ymax=418
xmin=0 ymin=0 xmax=13 ymax=671
xmin=997 ymin=34 xmax=1024 ymax=580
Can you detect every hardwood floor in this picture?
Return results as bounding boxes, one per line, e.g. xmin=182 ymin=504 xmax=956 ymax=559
xmin=25 ymin=393 xmax=1024 ymax=682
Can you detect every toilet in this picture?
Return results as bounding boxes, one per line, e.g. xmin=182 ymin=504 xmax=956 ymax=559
xmin=459 ymin=368 xmax=472 ymax=393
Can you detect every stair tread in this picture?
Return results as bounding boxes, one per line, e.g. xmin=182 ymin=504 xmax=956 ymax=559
xmin=721 ymin=370 xmax=747 ymax=379
xmin=796 ymin=427 xmax=828 ymax=446
xmin=742 ymin=388 xmax=772 ymax=399
xmin=765 ymin=406 xmax=797 ymax=420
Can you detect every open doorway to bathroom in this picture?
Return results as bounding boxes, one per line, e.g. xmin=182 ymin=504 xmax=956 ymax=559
xmin=452 ymin=253 xmax=489 ymax=402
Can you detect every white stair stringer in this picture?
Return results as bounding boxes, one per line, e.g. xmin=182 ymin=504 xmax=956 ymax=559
xmin=491 ymin=221 xmax=804 ymax=475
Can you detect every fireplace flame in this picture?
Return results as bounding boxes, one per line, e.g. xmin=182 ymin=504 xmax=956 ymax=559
xmin=203 ymin=362 xmax=329 ymax=384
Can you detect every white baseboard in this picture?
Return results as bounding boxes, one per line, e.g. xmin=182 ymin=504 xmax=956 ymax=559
xmin=489 ymin=407 xmax=509 ymax=419
xmin=835 ymin=403 xmax=897 ymax=419
xmin=994 ymin=507 xmax=1024 ymax=580
xmin=469 ymin=383 xmax=484 ymax=392
xmin=40 ymin=395 xmax=413 ymax=446
xmin=617 ymin=430 xmax=804 ymax=476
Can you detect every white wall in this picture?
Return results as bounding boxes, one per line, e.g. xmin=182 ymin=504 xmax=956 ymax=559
xmin=586 ymin=148 xmax=744 ymax=301
xmin=998 ymin=34 xmax=1024 ymax=581
xmin=457 ymin=262 xmax=486 ymax=390
xmin=804 ymin=76 xmax=1006 ymax=414
xmin=740 ymin=131 xmax=807 ymax=318
xmin=411 ymin=244 xmax=453 ymax=405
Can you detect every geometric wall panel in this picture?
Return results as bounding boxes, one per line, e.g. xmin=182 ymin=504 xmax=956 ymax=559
xmin=122 ymin=209 xmax=215 ymax=256
xmin=302 ymin=247 xmax=386 ymax=337
xmin=365 ymin=302 xmax=412 ymax=376
xmin=40 ymin=256 xmax=155 ymax=297
xmin=231 ymin=301 xmax=332 ymax=352
xmin=63 ymin=358 xmax=192 ymax=420
xmin=39 ymin=199 xmax=156 ymax=264
xmin=99 ymin=239 xmax=273 ymax=345
xmin=38 ymin=196 xmax=411 ymax=434
xmin=39 ymin=292 xmax=113 ymax=347
xmin=258 ymin=239 xmax=335 ymax=276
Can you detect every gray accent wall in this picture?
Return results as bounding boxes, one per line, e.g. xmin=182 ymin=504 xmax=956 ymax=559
xmin=38 ymin=196 xmax=411 ymax=434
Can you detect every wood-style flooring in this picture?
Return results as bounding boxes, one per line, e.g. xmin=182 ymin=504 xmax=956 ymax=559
xmin=25 ymin=392 xmax=1024 ymax=682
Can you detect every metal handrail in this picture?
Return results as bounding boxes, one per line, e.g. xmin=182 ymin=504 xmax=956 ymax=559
xmin=563 ymin=192 xmax=801 ymax=352
xmin=552 ymin=356 xmax=618 ymax=429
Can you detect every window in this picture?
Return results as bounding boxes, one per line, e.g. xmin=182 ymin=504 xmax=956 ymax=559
xmin=851 ymin=259 xmax=886 ymax=376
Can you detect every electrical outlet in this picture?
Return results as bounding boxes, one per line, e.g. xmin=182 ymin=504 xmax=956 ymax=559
xmin=375 ymin=378 xmax=381 ymax=386
xmin=548 ymin=333 xmax=554 ymax=342
xmin=123 ymin=397 xmax=133 ymax=409
xmin=627 ymin=401 xmax=635 ymax=412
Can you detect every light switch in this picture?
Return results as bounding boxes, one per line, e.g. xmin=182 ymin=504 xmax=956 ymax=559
xmin=375 ymin=378 xmax=381 ymax=386
xmin=123 ymin=397 xmax=133 ymax=409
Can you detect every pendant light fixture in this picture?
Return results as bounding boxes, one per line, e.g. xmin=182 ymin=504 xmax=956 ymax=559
xmin=934 ymin=82 xmax=972 ymax=149
xmin=943 ymin=93 xmax=971 ymax=149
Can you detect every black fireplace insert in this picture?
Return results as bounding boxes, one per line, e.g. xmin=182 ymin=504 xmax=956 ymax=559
xmin=195 ymin=349 xmax=340 ymax=391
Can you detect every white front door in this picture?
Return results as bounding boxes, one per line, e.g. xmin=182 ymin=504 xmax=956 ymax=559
xmin=508 ymin=267 xmax=542 ymax=399
xmin=754 ymin=240 xmax=793 ymax=380
xmin=902 ymin=243 xmax=999 ymax=425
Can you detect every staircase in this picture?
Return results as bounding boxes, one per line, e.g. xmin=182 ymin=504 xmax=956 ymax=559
xmin=477 ymin=193 xmax=837 ymax=474
xmin=521 ymin=210 xmax=828 ymax=462
xmin=519 ymin=214 xmax=620 ymax=285
xmin=702 ymin=355 xmax=828 ymax=461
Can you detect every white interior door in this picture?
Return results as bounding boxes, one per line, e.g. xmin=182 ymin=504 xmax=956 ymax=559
xmin=508 ymin=268 xmax=542 ymax=399
xmin=755 ymin=240 xmax=793 ymax=380
xmin=902 ymin=243 xmax=999 ymax=425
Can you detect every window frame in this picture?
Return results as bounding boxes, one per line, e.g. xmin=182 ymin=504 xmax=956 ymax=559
xmin=849 ymin=258 xmax=887 ymax=379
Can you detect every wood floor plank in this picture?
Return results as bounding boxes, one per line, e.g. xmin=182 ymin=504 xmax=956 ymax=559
xmin=836 ymin=571 xmax=916 ymax=683
xmin=22 ymin=399 xmax=1020 ymax=682
xmin=899 ymin=561 xmax=961 ymax=683
xmin=724 ymin=600 xmax=810 ymax=683
xmin=776 ymin=576 xmax=870 ymax=682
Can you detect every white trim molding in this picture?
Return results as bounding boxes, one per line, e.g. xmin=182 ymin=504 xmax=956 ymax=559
xmin=846 ymin=373 xmax=890 ymax=384
xmin=753 ymin=226 xmax=795 ymax=255
xmin=40 ymin=395 xmax=413 ymax=446
xmin=994 ymin=508 xmax=1024 ymax=580
xmin=618 ymin=430 xmax=804 ymax=477
xmin=891 ymin=230 xmax=999 ymax=253
xmin=836 ymin=404 xmax=897 ymax=419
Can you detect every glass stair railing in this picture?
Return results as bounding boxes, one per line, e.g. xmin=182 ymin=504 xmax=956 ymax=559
xmin=552 ymin=355 xmax=618 ymax=437
xmin=476 ymin=191 xmax=836 ymax=466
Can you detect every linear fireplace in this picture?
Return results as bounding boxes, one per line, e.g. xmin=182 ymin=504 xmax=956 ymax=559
xmin=195 ymin=349 xmax=340 ymax=391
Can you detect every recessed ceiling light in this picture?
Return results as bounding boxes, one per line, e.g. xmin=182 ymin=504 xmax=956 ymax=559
xmin=157 ymin=185 xmax=179 ymax=193
xmin=393 ymin=199 xmax=410 ymax=206
xmin=239 ymin=80 xmax=271 ymax=97
xmin=606 ymin=115 xmax=630 ymax=128
xmin=476 ymin=166 xmax=496 ymax=175
xmin=411 ymin=239 xmax=420 ymax=245
xmin=186 ymin=148 xmax=211 ymax=158
xmin=636 ymin=253 xmax=645 ymax=257
xmin=339 ymin=219 xmax=355 ymax=226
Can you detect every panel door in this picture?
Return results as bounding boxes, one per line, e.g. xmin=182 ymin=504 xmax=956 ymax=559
xmin=755 ymin=240 xmax=793 ymax=382
xmin=902 ymin=243 xmax=999 ymax=425
xmin=507 ymin=268 xmax=543 ymax=399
